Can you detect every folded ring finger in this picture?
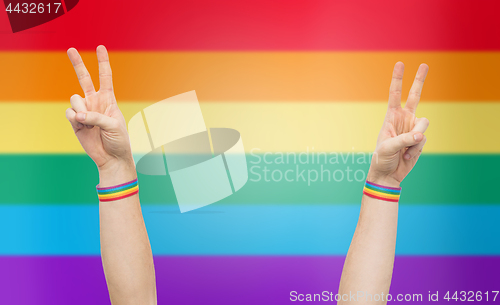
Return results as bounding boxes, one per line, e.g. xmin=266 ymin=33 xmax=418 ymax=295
xmin=412 ymin=117 xmax=429 ymax=133
xmin=65 ymin=108 xmax=83 ymax=131
xmin=70 ymin=94 xmax=93 ymax=129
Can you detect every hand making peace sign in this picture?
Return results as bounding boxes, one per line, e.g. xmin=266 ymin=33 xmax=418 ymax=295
xmin=65 ymin=46 xmax=134 ymax=174
xmin=367 ymin=62 xmax=430 ymax=187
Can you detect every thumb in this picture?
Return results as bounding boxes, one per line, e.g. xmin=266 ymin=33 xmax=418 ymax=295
xmin=75 ymin=111 xmax=117 ymax=131
xmin=381 ymin=131 xmax=424 ymax=155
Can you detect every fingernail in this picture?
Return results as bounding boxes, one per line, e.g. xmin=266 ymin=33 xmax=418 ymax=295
xmin=414 ymin=133 xmax=422 ymax=141
xmin=76 ymin=113 xmax=86 ymax=121
xmin=404 ymin=153 xmax=411 ymax=160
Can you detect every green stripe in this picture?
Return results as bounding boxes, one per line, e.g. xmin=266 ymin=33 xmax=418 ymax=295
xmin=1 ymin=153 xmax=499 ymax=205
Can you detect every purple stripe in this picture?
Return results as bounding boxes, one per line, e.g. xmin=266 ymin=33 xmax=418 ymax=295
xmin=96 ymin=178 xmax=138 ymax=191
xmin=0 ymin=256 xmax=499 ymax=304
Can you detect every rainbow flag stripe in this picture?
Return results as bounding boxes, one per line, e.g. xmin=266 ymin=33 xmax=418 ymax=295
xmin=1 ymin=256 xmax=498 ymax=305
xmin=1 ymin=53 xmax=500 ymax=102
xmin=1 ymin=0 xmax=500 ymax=51
xmin=1 ymin=0 xmax=500 ymax=304
xmin=1 ymin=205 xmax=499 ymax=255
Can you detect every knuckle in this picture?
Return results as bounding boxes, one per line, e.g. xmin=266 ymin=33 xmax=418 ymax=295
xmin=389 ymin=89 xmax=402 ymax=97
xmin=85 ymin=90 xmax=96 ymax=97
xmin=72 ymin=61 xmax=84 ymax=69
xmin=70 ymin=94 xmax=81 ymax=101
xmin=409 ymin=90 xmax=421 ymax=98
xmin=77 ymin=73 xmax=91 ymax=81
xmin=415 ymin=76 xmax=425 ymax=82
xmin=420 ymin=117 xmax=430 ymax=126
xmin=407 ymin=133 xmax=416 ymax=142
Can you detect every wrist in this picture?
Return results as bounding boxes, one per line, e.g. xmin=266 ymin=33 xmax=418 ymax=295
xmin=366 ymin=169 xmax=400 ymax=188
xmin=98 ymin=158 xmax=137 ymax=188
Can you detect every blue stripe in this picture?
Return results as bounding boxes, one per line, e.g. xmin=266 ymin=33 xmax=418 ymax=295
xmin=1 ymin=204 xmax=499 ymax=255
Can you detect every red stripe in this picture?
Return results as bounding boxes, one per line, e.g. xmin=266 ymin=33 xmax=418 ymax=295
xmin=363 ymin=190 xmax=399 ymax=202
xmin=98 ymin=190 xmax=139 ymax=202
xmin=1 ymin=0 xmax=500 ymax=50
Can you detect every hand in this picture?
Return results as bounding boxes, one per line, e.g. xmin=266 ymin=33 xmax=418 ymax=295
xmin=65 ymin=45 xmax=134 ymax=175
xmin=367 ymin=62 xmax=429 ymax=188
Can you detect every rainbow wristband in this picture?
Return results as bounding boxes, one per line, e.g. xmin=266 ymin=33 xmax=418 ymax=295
xmin=96 ymin=178 xmax=139 ymax=202
xmin=363 ymin=180 xmax=401 ymax=202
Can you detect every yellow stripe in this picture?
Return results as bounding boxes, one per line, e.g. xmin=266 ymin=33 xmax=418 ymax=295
xmin=363 ymin=188 xmax=400 ymax=199
xmin=98 ymin=186 xmax=139 ymax=199
xmin=0 ymin=101 xmax=498 ymax=153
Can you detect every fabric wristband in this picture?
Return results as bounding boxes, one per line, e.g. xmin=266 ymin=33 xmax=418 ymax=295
xmin=363 ymin=180 xmax=401 ymax=202
xmin=96 ymin=178 xmax=139 ymax=202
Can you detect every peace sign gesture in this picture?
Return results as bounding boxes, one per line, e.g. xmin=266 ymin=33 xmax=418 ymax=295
xmin=65 ymin=46 xmax=134 ymax=175
xmin=367 ymin=62 xmax=430 ymax=187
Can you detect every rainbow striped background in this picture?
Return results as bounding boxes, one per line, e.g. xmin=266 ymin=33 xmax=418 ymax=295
xmin=1 ymin=0 xmax=500 ymax=303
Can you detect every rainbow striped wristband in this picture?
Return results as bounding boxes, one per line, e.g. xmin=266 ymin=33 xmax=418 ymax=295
xmin=96 ymin=178 xmax=139 ymax=202
xmin=363 ymin=180 xmax=401 ymax=202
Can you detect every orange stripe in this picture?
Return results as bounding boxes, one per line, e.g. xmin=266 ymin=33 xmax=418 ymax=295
xmin=363 ymin=188 xmax=400 ymax=200
xmin=1 ymin=52 xmax=500 ymax=102
xmin=363 ymin=191 xmax=400 ymax=202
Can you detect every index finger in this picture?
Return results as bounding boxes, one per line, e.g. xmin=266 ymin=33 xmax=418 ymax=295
xmin=405 ymin=64 xmax=429 ymax=113
xmin=67 ymin=48 xmax=96 ymax=97
xmin=96 ymin=45 xmax=114 ymax=92
xmin=387 ymin=62 xmax=405 ymax=109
